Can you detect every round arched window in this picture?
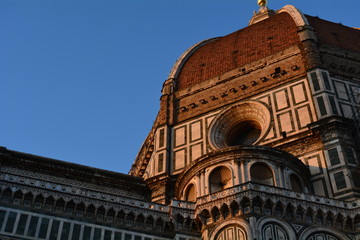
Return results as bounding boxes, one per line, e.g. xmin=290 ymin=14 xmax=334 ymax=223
xmin=209 ymin=167 xmax=232 ymax=193
xmin=290 ymin=174 xmax=303 ymax=192
xmin=262 ymin=222 xmax=289 ymax=240
xmin=185 ymin=184 xmax=196 ymax=202
xmin=250 ymin=163 xmax=274 ymax=186
xmin=215 ymin=225 xmax=247 ymax=240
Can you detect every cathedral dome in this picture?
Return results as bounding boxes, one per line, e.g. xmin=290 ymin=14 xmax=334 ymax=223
xmin=306 ymin=15 xmax=360 ymax=53
xmin=168 ymin=5 xmax=360 ymax=92
xmin=169 ymin=11 xmax=300 ymax=91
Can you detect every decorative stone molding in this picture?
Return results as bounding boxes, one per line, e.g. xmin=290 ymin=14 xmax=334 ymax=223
xmin=277 ymin=5 xmax=309 ymax=27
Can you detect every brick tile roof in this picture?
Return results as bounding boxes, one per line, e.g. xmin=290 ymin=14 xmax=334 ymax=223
xmin=306 ymin=15 xmax=360 ymax=53
xmin=176 ymin=12 xmax=300 ymax=90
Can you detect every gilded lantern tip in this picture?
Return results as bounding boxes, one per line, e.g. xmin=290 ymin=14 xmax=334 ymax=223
xmin=258 ymin=0 xmax=267 ymax=7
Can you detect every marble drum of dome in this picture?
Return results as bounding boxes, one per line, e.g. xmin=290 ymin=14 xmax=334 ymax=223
xmin=175 ymin=146 xmax=311 ymax=200
xmin=208 ymin=101 xmax=271 ymax=149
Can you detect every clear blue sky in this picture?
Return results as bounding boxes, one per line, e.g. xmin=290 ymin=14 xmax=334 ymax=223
xmin=1 ymin=0 xmax=359 ymax=174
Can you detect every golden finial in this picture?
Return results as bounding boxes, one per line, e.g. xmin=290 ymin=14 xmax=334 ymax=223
xmin=258 ymin=0 xmax=267 ymax=7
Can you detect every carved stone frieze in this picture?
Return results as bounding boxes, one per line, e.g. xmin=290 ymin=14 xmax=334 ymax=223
xmin=1 ymin=167 xmax=146 ymax=200
xmin=0 ymin=180 xmax=170 ymax=217
xmin=0 ymin=171 xmax=148 ymax=205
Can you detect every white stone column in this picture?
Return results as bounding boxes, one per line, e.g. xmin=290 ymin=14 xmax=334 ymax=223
xmin=196 ymin=173 xmax=202 ymax=196
xmin=249 ymin=216 xmax=258 ymax=239
xmin=277 ymin=165 xmax=284 ymax=188
xmin=234 ymin=160 xmax=240 ymax=185
xmin=240 ymin=161 xmax=246 ymax=183
xmin=244 ymin=161 xmax=249 ymax=182
xmin=203 ymin=170 xmax=209 ymax=195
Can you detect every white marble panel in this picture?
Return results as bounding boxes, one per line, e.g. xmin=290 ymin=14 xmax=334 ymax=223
xmin=174 ymin=126 xmax=186 ymax=147
xmin=264 ymin=127 xmax=275 ymax=140
xmin=206 ymin=116 xmax=216 ymax=128
xmin=296 ymin=105 xmax=312 ymax=128
xmin=258 ymin=95 xmax=271 ymax=105
xmin=351 ymin=85 xmax=360 ymax=104
xmin=275 ymin=90 xmax=289 ymax=111
xmin=307 ymin=156 xmax=321 ymax=175
xmin=291 ymin=83 xmax=306 ymax=104
xmin=174 ymin=149 xmax=186 ymax=170
xmin=313 ymin=179 xmax=326 ymax=196
xmin=190 ymin=121 xmax=201 ymax=142
xmin=190 ymin=143 xmax=202 ymax=162
xmin=278 ymin=111 xmax=294 ymax=133
xmin=334 ymin=81 xmax=349 ymax=101
xmin=340 ymin=103 xmax=353 ymax=118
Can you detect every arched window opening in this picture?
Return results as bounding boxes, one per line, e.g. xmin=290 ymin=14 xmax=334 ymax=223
xmin=65 ymin=201 xmax=75 ymax=215
xmin=145 ymin=215 xmax=154 ymax=230
xmin=86 ymin=205 xmax=95 ymax=218
xmin=76 ymin=203 xmax=85 ymax=216
xmin=24 ymin=192 xmax=33 ymax=207
xmin=290 ymin=174 xmax=303 ymax=192
xmin=230 ymin=201 xmax=240 ymax=217
xmin=96 ymin=206 xmax=105 ymax=221
xmin=55 ymin=198 xmax=65 ymax=213
xmin=209 ymin=167 xmax=232 ymax=193
xmin=211 ymin=207 xmax=220 ymax=222
xmin=155 ymin=217 xmax=164 ymax=232
xmin=135 ymin=214 xmax=145 ymax=227
xmin=354 ymin=215 xmax=360 ymax=231
xmin=43 ymin=196 xmax=53 ymax=210
xmin=13 ymin=190 xmax=23 ymax=205
xmin=126 ymin=212 xmax=135 ymax=226
xmin=215 ymin=225 xmax=247 ymax=240
xmin=116 ymin=210 xmax=125 ymax=224
xmin=185 ymin=184 xmax=196 ymax=202
xmin=199 ymin=209 xmax=211 ymax=225
xmin=306 ymin=232 xmax=341 ymax=240
xmin=262 ymin=222 xmax=289 ymax=240
xmin=2 ymin=188 xmax=12 ymax=203
xmin=285 ymin=204 xmax=294 ymax=220
xmin=106 ymin=208 xmax=115 ymax=223
xmin=220 ymin=204 xmax=230 ymax=219
xmin=250 ymin=163 xmax=274 ymax=186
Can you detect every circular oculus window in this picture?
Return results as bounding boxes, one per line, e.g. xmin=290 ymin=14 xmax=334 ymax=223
xmin=209 ymin=101 xmax=271 ymax=149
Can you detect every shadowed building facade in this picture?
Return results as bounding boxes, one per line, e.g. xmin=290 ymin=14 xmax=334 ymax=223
xmin=1 ymin=3 xmax=360 ymax=240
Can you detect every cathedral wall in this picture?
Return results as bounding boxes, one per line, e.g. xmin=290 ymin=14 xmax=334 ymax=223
xmin=307 ymin=69 xmax=360 ymax=120
xmin=154 ymin=77 xmax=317 ymax=177
xmin=255 ymin=77 xmax=316 ymax=143
xmin=298 ymin=150 xmax=331 ymax=197
xmin=145 ymin=66 xmax=360 ymax=200
xmin=307 ymin=68 xmax=360 ymax=199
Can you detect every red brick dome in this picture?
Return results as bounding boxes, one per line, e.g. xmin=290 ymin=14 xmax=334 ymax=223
xmin=172 ymin=12 xmax=300 ymax=90
xmin=306 ymin=15 xmax=360 ymax=53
